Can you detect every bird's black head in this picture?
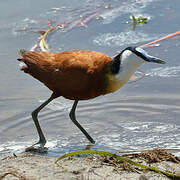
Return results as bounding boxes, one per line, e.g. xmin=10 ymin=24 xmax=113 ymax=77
xmin=124 ymin=46 xmax=166 ymax=64
xmin=110 ymin=46 xmax=166 ymax=74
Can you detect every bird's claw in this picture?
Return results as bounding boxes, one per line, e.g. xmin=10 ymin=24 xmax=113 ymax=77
xmin=25 ymin=142 xmax=48 ymax=153
xmin=85 ymin=143 xmax=95 ymax=150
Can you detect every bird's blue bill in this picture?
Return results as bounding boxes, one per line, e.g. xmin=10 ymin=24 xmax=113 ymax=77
xmin=136 ymin=47 xmax=166 ymax=64
xmin=146 ymin=55 xmax=166 ymax=64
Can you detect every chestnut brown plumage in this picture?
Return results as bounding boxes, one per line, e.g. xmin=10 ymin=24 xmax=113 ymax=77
xmin=17 ymin=47 xmax=165 ymax=152
xmin=19 ymin=50 xmax=112 ymax=100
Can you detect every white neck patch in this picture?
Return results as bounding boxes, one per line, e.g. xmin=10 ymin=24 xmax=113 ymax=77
xmin=115 ymin=50 xmax=145 ymax=83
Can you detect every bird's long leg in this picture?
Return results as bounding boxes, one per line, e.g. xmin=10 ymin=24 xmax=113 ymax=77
xmin=26 ymin=94 xmax=56 ymax=152
xmin=69 ymin=100 xmax=95 ymax=144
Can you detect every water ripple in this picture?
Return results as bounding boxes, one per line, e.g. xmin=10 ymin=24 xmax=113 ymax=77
xmin=147 ymin=66 xmax=180 ymax=77
xmin=1 ymin=95 xmax=180 ymax=157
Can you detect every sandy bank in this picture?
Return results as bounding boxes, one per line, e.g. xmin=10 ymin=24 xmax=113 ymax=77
xmin=0 ymin=149 xmax=180 ymax=180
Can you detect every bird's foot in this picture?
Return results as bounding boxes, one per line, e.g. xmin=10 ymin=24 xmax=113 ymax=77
xmin=25 ymin=142 xmax=48 ymax=153
xmin=85 ymin=143 xmax=95 ymax=150
xmin=25 ymin=146 xmax=48 ymax=153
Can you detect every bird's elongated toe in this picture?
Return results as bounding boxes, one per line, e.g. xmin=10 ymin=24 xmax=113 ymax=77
xmin=25 ymin=144 xmax=48 ymax=153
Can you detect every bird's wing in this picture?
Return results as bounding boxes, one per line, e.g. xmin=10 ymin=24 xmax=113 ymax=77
xmin=54 ymin=50 xmax=112 ymax=73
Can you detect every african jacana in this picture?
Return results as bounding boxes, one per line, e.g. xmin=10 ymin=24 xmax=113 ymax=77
xmin=17 ymin=47 xmax=165 ymax=151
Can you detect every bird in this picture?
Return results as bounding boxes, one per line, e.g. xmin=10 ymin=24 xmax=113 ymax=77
xmin=17 ymin=47 xmax=166 ymax=152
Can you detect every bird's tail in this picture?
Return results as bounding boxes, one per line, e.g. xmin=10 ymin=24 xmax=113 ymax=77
xmin=17 ymin=49 xmax=55 ymax=73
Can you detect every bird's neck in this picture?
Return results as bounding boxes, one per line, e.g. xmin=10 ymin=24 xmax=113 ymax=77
xmin=106 ymin=57 xmax=144 ymax=93
xmin=116 ymin=57 xmax=144 ymax=83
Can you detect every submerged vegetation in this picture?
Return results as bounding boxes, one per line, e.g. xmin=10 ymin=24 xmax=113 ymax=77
xmin=131 ymin=15 xmax=149 ymax=29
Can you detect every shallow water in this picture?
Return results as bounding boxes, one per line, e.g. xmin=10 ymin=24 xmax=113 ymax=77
xmin=0 ymin=0 xmax=180 ymax=158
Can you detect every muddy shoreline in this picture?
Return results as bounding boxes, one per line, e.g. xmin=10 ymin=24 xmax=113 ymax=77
xmin=1 ymin=149 xmax=180 ymax=180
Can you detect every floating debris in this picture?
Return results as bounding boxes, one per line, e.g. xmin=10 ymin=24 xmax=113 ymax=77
xmin=131 ymin=15 xmax=149 ymax=29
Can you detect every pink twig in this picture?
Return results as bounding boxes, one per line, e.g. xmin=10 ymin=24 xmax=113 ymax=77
xmin=30 ymin=44 xmax=40 ymax=51
xmin=48 ymin=19 xmax=53 ymax=28
xmin=79 ymin=11 xmax=100 ymax=27
xmin=129 ymin=69 xmax=147 ymax=83
xmin=139 ymin=31 xmax=180 ymax=49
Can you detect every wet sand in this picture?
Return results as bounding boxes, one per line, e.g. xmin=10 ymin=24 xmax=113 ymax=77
xmin=1 ymin=150 xmax=180 ymax=180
